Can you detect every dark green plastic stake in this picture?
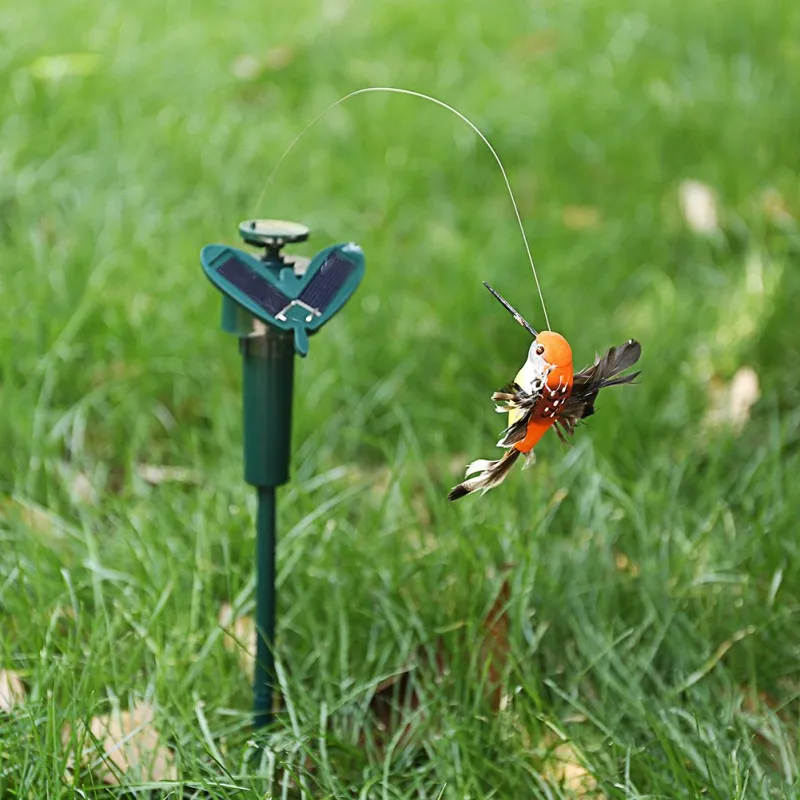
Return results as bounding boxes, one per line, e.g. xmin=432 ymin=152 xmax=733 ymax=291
xmin=201 ymin=220 xmax=365 ymax=729
xmin=242 ymin=329 xmax=293 ymax=728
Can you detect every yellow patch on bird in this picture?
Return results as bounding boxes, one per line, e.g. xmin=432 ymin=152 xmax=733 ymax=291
xmin=508 ymin=407 xmax=525 ymax=428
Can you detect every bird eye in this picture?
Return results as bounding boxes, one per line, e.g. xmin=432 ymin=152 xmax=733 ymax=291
xmin=535 ymin=344 xmax=544 ymax=355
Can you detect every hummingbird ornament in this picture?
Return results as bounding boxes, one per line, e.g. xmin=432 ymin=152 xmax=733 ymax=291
xmin=244 ymin=83 xmax=641 ymax=502
xmin=448 ymin=283 xmax=642 ymax=501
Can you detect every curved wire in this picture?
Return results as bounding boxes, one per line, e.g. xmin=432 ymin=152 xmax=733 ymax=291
xmin=252 ymin=86 xmax=551 ymax=331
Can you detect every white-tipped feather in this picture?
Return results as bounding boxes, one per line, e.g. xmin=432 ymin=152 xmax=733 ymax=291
xmin=457 ymin=469 xmax=501 ymax=496
xmin=448 ymin=449 xmax=522 ymax=500
xmin=465 ymin=459 xmax=495 ymax=477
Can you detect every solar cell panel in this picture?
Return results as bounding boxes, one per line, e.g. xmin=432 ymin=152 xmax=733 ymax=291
xmin=298 ymin=251 xmax=356 ymax=311
xmin=217 ymin=257 xmax=289 ymax=316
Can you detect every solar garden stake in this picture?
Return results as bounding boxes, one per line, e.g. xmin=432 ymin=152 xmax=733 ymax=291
xmin=201 ymin=220 xmax=365 ymax=728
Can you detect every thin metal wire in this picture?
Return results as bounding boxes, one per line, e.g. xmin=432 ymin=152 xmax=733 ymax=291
xmin=253 ymin=87 xmax=551 ymax=331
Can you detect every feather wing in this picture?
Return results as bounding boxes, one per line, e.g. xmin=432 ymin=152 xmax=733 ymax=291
xmin=555 ymin=339 xmax=642 ymax=440
xmin=491 ymin=382 xmax=543 ymax=448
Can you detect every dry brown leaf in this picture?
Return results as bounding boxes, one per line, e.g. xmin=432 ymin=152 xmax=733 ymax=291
xmin=359 ymin=573 xmax=513 ymax=752
xmin=366 ymin=640 xmax=447 ymax=751
xmin=0 ymin=497 xmax=69 ymax=546
xmin=727 ymin=367 xmax=761 ymax=426
xmin=65 ymin=700 xmax=176 ymax=785
xmin=741 ymin=686 xmax=782 ymax=716
xmin=262 ymin=46 xmax=295 ymax=71
xmin=19 ymin=503 xmax=58 ymax=537
xmin=542 ymin=738 xmax=600 ymax=796
xmin=679 ymin=180 xmax=719 ymax=234
xmin=551 ymin=742 xmax=598 ymax=795
xmin=322 ymin=0 xmax=350 ymax=21
xmin=369 ymin=669 xmax=421 ymax=745
xmin=68 ymin=471 xmax=97 ymax=505
xmin=760 ymin=188 xmax=794 ymax=225
xmin=0 ymin=669 xmax=25 ymax=711
xmin=704 ymin=366 xmax=760 ymax=433
xmin=511 ymin=31 xmax=558 ymax=59
xmin=218 ymin=603 xmax=256 ymax=678
xmin=736 ymin=683 xmax=800 ymax=775
xmin=481 ymin=578 xmax=511 ymax=712
xmin=137 ymin=464 xmax=201 ymax=486
xmin=562 ymin=205 xmax=601 ymax=230
xmin=231 ymin=47 xmax=295 ymax=80
xmin=231 ymin=54 xmax=260 ymax=80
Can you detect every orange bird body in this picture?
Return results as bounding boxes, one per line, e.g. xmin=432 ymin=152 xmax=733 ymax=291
xmin=507 ymin=331 xmax=574 ymax=455
xmin=448 ymin=285 xmax=640 ymax=501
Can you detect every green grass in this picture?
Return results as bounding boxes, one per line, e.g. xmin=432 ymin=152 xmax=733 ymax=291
xmin=2 ymin=0 xmax=800 ymax=795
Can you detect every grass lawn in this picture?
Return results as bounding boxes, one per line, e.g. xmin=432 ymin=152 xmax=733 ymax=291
xmin=1 ymin=0 xmax=800 ymax=795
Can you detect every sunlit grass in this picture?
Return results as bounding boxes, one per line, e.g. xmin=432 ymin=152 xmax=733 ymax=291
xmin=1 ymin=0 xmax=799 ymax=795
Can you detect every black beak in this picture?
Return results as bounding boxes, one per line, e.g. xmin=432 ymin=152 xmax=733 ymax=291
xmin=483 ymin=282 xmax=538 ymax=337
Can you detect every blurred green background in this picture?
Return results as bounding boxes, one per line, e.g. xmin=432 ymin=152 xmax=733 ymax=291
xmin=1 ymin=0 xmax=799 ymax=796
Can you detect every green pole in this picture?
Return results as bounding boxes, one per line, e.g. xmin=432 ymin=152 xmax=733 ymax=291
xmin=241 ymin=327 xmax=294 ymax=728
xmin=201 ymin=220 xmax=364 ymax=730
xmin=253 ymin=485 xmax=276 ymax=728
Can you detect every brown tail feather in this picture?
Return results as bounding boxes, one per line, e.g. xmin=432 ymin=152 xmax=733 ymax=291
xmin=447 ymin=449 xmax=521 ymax=501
